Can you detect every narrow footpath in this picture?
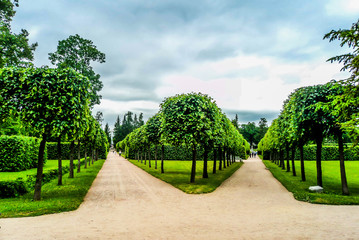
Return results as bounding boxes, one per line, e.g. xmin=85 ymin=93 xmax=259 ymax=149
xmin=1 ymin=152 xmax=358 ymax=240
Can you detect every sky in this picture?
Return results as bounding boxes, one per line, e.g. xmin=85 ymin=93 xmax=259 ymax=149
xmin=11 ymin=0 xmax=359 ymax=130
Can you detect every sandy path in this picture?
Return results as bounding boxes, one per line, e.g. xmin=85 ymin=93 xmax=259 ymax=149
xmin=1 ymin=152 xmax=359 ymax=240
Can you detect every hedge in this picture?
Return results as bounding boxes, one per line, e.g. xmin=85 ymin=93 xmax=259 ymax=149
xmin=0 ymin=158 xmax=88 ymax=198
xmin=0 ymin=135 xmax=46 ymax=172
xmin=46 ymin=142 xmax=108 ymax=160
xmin=125 ymin=145 xmax=246 ymax=161
xmin=263 ymin=144 xmax=359 ymax=161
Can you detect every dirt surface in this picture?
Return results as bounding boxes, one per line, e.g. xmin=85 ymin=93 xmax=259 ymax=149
xmin=1 ymin=152 xmax=359 ymax=240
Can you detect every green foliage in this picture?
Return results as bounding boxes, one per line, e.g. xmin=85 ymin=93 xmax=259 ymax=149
xmin=0 ymin=0 xmax=37 ymax=68
xmin=324 ymin=19 xmax=359 ymax=142
xmin=112 ymin=111 xmax=144 ymax=146
xmin=48 ymin=34 xmax=106 ymax=106
xmin=0 ymin=179 xmax=28 ymax=198
xmin=0 ymin=135 xmax=45 ymax=172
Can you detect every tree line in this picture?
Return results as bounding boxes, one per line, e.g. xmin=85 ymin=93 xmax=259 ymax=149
xmin=258 ymin=19 xmax=359 ymax=195
xmin=232 ymin=115 xmax=268 ymax=149
xmin=118 ymin=92 xmax=250 ymax=183
xmin=0 ymin=1 xmax=109 ymax=200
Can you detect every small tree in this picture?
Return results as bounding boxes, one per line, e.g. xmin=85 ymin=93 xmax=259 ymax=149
xmin=0 ymin=67 xmax=91 ymax=200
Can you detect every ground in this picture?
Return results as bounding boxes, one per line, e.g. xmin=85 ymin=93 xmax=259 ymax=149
xmin=0 ymin=152 xmax=358 ymax=239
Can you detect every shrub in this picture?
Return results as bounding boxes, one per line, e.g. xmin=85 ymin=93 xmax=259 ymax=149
xmin=0 ymin=135 xmax=46 ymax=172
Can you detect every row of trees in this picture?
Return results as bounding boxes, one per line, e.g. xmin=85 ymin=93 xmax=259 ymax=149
xmin=0 ymin=1 xmax=109 ymax=200
xmin=118 ymin=93 xmax=250 ymax=183
xmin=258 ymin=19 xmax=359 ymax=195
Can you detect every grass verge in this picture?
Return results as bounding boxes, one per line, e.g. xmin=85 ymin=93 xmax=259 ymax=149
xmin=0 ymin=160 xmax=105 ymax=218
xmin=263 ymin=160 xmax=359 ymax=205
xmin=129 ymin=160 xmax=243 ymax=194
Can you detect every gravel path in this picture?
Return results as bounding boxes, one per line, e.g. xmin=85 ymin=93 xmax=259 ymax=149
xmin=1 ymin=152 xmax=359 ymax=239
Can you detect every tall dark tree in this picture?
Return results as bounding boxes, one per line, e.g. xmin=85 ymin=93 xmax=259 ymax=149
xmin=104 ymin=123 xmax=111 ymax=145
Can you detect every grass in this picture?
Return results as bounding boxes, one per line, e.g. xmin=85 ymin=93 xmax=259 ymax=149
xmin=0 ymin=160 xmax=73 ymax=181
xmin=263 ymin=160 xmax=359 ymax=205
xmin=129 ymin=159 xmax=243 ymax=194
xmin=0 ymin=159 xmax=105 ymax=218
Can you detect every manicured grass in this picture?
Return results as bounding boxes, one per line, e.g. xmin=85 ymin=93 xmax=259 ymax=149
xmin=0 ymin=160 xmax=105 ymax=218
xmin=129 ymin=160 xmax=243 ymax=194
xmin=0 ymin=160 xmax=72 ymax=181
xmin=263 ymin=160 xmax=359 ymax=205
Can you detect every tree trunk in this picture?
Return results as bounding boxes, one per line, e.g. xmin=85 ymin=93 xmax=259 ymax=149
xmin=84 ymin=142 xmax=87 ymax=169
xmin=286 ymin=144 xmax=290 ymax=172
xmin=316 ymin=135 xmax=323 ymax=187
xmin=57 ymin=137 xmax=63 ymax=186
xmin=338 ymin=131 xmax=349 ymax=195
xmin=223 ymin=149 xmax=226 ymax=169
xmin=155 ymin=145 xmax=158 ymax=169
xmin=69 ymin=140 xmax=75 ymax=178
xmin=300 ymin=143 xmax=305 ymax=181
xmin=77 ymin=140 xmax=81 ymax=173
xmin=280 ymin=150 xmax=285 ymax=170
xmin=148 ymin=146 xmax=151 ymax=168
xmin=213 ymin=147 xmax=217 ymax=174
xmin=161 ymin=145 xmax=164 ymax=173
xmin=203 ymin=147 xmax=208 ymax=178
xmin=34 ymin=133 xmax=48 ymax=201
xmin=291 ymin=145 xmax=296 ymax=176
xmin=190 ymin=147 xmax=197 ymax=183
xmin=219 ymin=148 xmax=222 ymax=170
xmin=144 ymin=150 xmax=147 ymax=165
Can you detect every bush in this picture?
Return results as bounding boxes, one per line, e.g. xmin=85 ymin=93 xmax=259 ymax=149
xmin=0 ymin=179 xmax=28 ymax=198
xmin=1 ymin=158 xmax=88 ymax=198
xmin=0 ymin=135 xmax=46 ymax=172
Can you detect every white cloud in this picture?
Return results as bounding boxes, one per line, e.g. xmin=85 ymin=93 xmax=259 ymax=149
xmin=326 ymin=0 xmax=359 ymax=16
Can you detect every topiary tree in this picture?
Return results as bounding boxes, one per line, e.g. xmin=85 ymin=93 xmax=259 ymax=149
xmin=160 ymin=92 xmax=221 ymax=183
xmin=0 ymin=67 xmax=91 ymax=200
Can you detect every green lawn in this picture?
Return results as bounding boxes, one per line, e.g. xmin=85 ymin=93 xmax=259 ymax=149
xmin=0 ymin=160 xmax=105 ymax=218
xmin=263 ymin=160 xmax=359 ymax=205
xmin=0 ymin=160 xmax=73 ymax=181
xmin=129 ymin=160 xmax=243 ymax=194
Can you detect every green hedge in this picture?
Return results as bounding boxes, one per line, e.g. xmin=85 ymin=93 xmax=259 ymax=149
xmin=0 ymin=158 xmax=88 ymax=198
xmin=46 ymin=142 xmax=108 ymax=160
xmin=125 ymin=145 xmax=244 ymax=161
xmin=264 ymin=144 xmax=359 ymax=161
xmin=0 ymin=135 xmax=46 ymax=172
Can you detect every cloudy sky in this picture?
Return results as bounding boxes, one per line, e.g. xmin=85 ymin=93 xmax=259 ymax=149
xmin=11 ymin=0 xmax=359 ymax=129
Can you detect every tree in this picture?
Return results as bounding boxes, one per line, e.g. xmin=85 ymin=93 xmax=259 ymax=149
xmin=239 ymin=122 xmax=257 ymax=148
xmin=146 ymin=114 xmax=161 ymax=170
xmin=0 ymin=67 xmax=91 ymax=200
xmin=104 ymin=123 xmax=111 ymax=145
xmin=0 ymin=0 xmax=37 ymax=67
xmin=324 ymin=19 xmax=359 ymax=142
xmin=48 ymin=34 xmax=105 ymax=106
xmin=113 ymin=115 xmax=121 ymax=146
xmin=160 ymin=93 xmax=221 ymax=183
